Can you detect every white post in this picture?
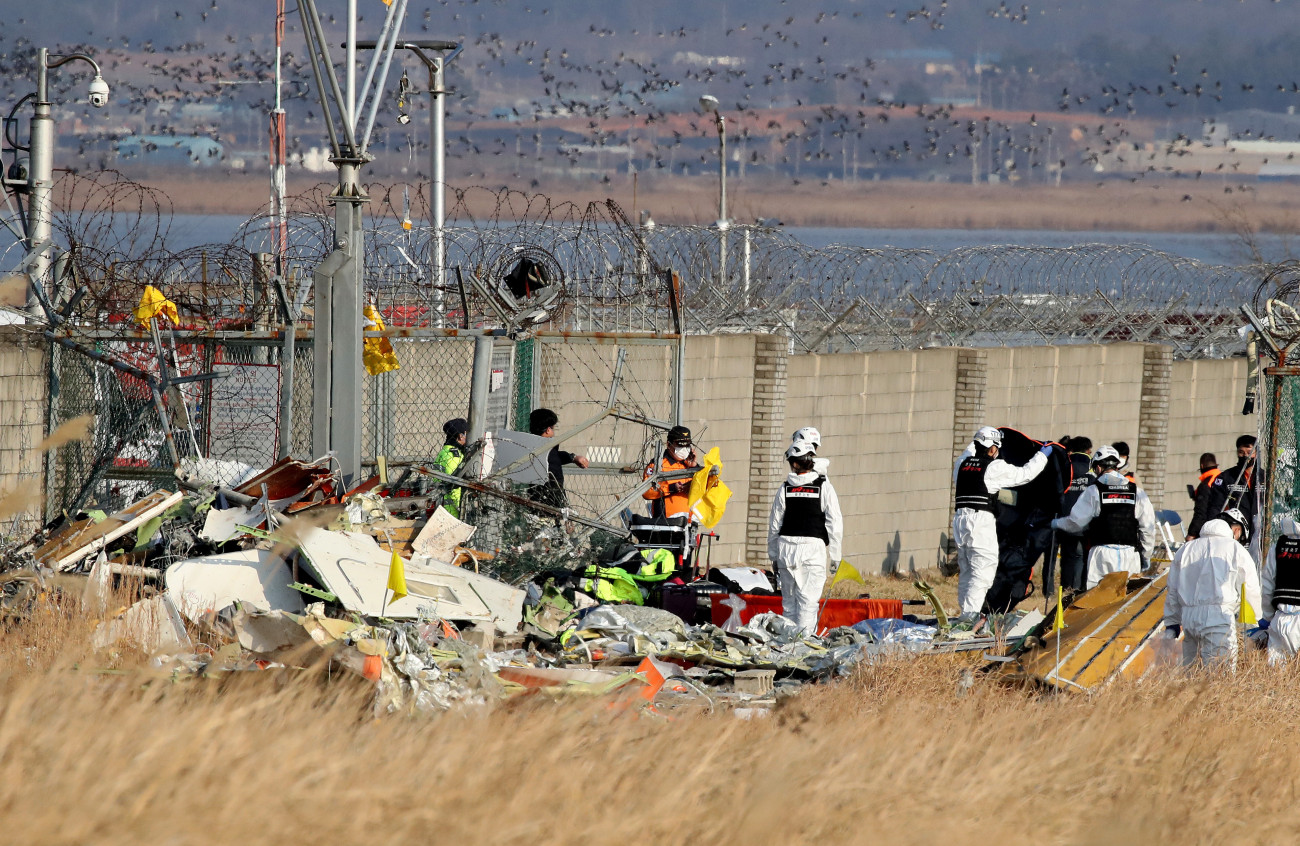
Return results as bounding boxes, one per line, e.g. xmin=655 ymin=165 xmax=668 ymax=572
xmin=431 ymin=54 xmax=446 ymax=327
xmin=345 ymin=0 xmax=357 ymax=128
xmin=27 ymin=49 xmax=54 ymax=312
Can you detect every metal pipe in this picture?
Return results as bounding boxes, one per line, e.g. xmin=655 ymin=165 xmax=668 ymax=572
xmin=273 ymin=276 xmax=297 ymax=460
xmin=466 ymin=335 xmax=494 ymax=447
xmin=345 ymin=0 xmax=357 ymax=129
xmin=295 ymin=0 xmax=340 ymax=157
xmin=432 ymin=54 xmax=446 ymax=324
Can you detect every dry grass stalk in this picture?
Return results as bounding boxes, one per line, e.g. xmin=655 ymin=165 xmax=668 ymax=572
xmin=35 ymin=414 xmax=96 ymax=452
xmin=0 ymin=595 xmax=1291 ymax=844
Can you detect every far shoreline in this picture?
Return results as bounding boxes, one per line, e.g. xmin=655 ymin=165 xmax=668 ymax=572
xmin=111 ymin=169 xmax=1300 ymax=236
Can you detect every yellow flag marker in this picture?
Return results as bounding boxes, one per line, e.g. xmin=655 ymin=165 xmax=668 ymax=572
xmin=134 ymin=285 xmax=179 ymax=326
xmin=687 ymin=447 xmax=732 ymax=529
xmin=362 ymin=303 xmax=401 ymax=375
xmin=386 ymin=548 xmax=408 ymax=606
xmin=1240 ymin=584 xmax=1257 ymax=626
xmin=1053 ymin=582 xmax=1067 ymax=632
xmin=831 ymin=559 xmax=865 ymax=587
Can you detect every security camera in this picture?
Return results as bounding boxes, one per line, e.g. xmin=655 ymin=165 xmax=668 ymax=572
xmin=87 ymin=75 xmax=109 ymax=108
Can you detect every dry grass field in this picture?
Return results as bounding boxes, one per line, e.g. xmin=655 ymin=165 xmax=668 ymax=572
xmin=137 ymin=169 xmax=1300 ymax=236
xmin=1 ymin=583 xmax=1293 ymax=846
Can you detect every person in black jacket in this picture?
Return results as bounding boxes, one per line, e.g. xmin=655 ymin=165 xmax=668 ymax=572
xmin=1185 ymin=452 xmax=1220 ymax=539
xmin=1056 ymin=436 xmax=1094 ymax=591
xmin=1188 ymin=435 xmax=1256 ymax=542
xmin=525 ymin=408 xmax=589 ymax=508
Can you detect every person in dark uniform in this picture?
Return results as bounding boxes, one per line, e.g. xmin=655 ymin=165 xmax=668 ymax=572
xmin=1052 ymin=446 xmax=1156 ymax=589
xmin=525 ymin=408 xmax=588 ymax=508
xmin=1057 ymin=435 xmax=1094 ymax=591
xmin=1188 ymin=435 xmax=1256 ymax=543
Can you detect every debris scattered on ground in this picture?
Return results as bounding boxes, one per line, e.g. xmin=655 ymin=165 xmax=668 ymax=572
xmin=1 ymin=448 xmax=1184 ymax=718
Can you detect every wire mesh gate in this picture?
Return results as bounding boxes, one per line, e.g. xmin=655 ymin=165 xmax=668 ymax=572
xmin=43 ymin=328 xmax=681 ymax=545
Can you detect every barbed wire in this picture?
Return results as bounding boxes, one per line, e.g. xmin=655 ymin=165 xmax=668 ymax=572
xmin=2 ymin=172 xmax=1267 ymax=358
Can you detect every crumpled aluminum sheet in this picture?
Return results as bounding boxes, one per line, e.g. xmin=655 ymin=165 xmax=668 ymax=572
xmin=852 ymin=618 xmax=938 ymax=651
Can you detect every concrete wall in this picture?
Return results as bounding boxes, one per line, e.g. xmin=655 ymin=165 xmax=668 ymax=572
xmin=0 ymin=328 xmax=49 ymax=536
xmin=1166 ymin=358 xmax=1252 ymax=519
xmin=675 ymin=339 xmax=1255 ymax=572
xmin=786 ymin=348 xmax=959 ymax=573
xmin=680 ymin=335 xmax=759 ymax=565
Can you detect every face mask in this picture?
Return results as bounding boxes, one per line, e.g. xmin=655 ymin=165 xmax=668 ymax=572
xmin=671 ymin=446 xmax=690 ymax=460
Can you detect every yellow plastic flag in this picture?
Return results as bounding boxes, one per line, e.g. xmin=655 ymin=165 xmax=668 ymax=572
xmin=386 ymin=548 xmax=408 ymax=606
xmin=134 ymin=285 xmax=179 ymax=327
xmin=1053 ymin=582 xmax=1067 ymax=632
xmin=1240 ymin=584 xmax=1257 ymax=625
xmin=687 ymin=447 xmax=731 ymax=528
xmin=362 ymin=303 xmax=400 ymax=375
xmin=687 ymin=447 xmax=722 ymax=507
xmin=695 ymin=479 xmax=732 ymax=529
xmin=831 ymin=559 xmax=865 ymax=587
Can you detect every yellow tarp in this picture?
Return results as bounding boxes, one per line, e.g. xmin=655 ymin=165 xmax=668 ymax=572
xmin=687 ymin=447 xmax=731 ymax=529
xmin=134 ymin=285 xmax=178 ymax=326
xmin=362 ymin=303 xmax=400 ymax=375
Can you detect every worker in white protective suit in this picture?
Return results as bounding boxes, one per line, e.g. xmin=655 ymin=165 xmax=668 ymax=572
xmin=1050 ymin=445 xmax=1156 ymax=589
xmin=1260 ymin=516 xmax=1300 ymax=665
xmin=951 ymin=426 xmax=1052 ymax=622
xmin=1163 ymin=509 xmax=1261 ymax=671
xmin=790 ymin=426 xmax=830 ymax=477
xmin=767 ymin=440 xmax=843 ymax=636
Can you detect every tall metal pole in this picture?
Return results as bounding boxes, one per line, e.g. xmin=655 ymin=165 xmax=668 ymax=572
xmin=345 ymin=0 xmax=357 ymax=126
xmin=27 ymin=48 xmax=106 ymax=317
xmin=716 ymin=112 xmax=727 ymax=288
xmin=26 ymin=49 xmax=54 ymax=313
xmin=431 ymin=54 xmax=446 ymax=326
xmin=357 ymin=39 xmax=459 ymax=327
xmin=271 ymin=0 xmax=288 ymax=267
xmin=717 ymin=113 xmax=727 ymax=226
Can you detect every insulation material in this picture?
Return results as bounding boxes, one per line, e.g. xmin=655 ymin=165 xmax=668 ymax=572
xmin=165 ymin=549 xmax=306 ymax=621
xmin=296 ymin=528 xmax=523 ymax=628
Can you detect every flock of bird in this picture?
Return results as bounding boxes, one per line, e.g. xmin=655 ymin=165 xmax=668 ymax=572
xmin=2 ymin=1 xmax=1300 ymax=194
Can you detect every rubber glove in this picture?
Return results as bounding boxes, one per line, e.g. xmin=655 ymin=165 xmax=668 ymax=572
xmin=1039 ymin=444 xmax=1054 ymax=457
xmin=1259 ymin=618 xmax=1271 ymax=630
xmin=1166 ymin=625 xmax=1181 ymax=639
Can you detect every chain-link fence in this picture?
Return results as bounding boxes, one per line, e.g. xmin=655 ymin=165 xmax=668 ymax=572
xmin=1258 ymin=366 xmax=1298 ymax=557
xmin=46 ymin=331 xmax=300 ymax=516
xmin=0 ymin=329 xmax=49 ymax=541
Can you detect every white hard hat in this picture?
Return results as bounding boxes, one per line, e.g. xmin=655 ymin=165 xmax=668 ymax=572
xmin=1219 ymin=508 xmax=1252 ymax=543
xmin=1091 ymin=445 xmax=1121 ymax=467
xmin=791 ymin=426 xmax=821 ymax=448
xmin=786 ymin=441 xmax=816 ymax=459
xmin=973 ymin=426 xmax=1002 ymax=448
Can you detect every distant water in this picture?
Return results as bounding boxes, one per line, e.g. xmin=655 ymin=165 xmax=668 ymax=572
xmin=788 ymin=227 xmax=1296 ymax=266
xmin=140 ymin=214 xmax=1295 ymax=267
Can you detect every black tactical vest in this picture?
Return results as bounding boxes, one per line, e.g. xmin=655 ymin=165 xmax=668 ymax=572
xmin=1086 ymin=480 xmax=1140 ymax=550
xmin=955 ymin=455 xmax=996 ymax=512
xmin=1274 ymin=535 xmax=1300 ymax=607
xmin=1061 ymin=454 xmax=1093 ymax=513
xmin=779 ymin=476 xmax=830 ymax=544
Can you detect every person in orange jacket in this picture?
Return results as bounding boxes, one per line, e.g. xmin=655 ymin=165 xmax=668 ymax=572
xmin=643 ymin=425 xmax=708 ymax=519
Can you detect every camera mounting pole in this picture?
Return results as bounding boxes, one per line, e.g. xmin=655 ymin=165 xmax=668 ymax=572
xmin=26 ymin=47 xmax=107 ymax=317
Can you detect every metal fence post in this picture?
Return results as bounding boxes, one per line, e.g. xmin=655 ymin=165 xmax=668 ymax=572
xmin=466 ymin=334 xmax=494 ymax=445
